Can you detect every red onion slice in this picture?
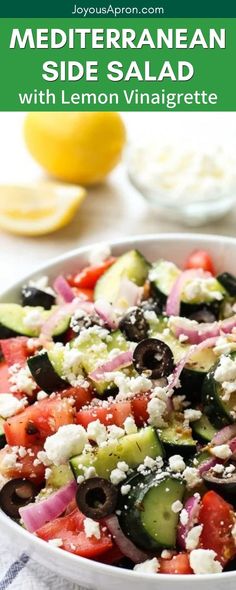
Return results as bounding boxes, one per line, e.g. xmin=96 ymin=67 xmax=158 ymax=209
xmin=53 ymin=275 xmax=75 ymax=303
xmin=20 ymin=480 xmax=77 ymax=533
xmin=166 ymin=269 xmax=208 ymax=317
xmin=170 ymin=317 xmax=219 ymax=345
xmin=168 ymin=337 xmax=219 ymax=392
xmin=212 ymin=424 xmax=236 ymax=446
xmin=104 ymin=515 xmax=147 ymax=564
xmin=94 ymin=299 xmax=118 ymax=330
xmin=170 ymin=315 xmax=236 ymax=345
xmin=41 ymin=298 xmax=94 ymax=339
xmin=177 ymin=494 xmax=201 ymax=549
xmin=89 ymin=351 xmax=133 ymax=382
xmin=198 ymin=457 xmax=219 ymax=475
xmin=168 ymin=349 xmax=194 ymax=391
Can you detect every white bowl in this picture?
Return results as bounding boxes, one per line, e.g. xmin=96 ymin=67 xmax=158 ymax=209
xmin=1 ymin=232 xmax=236 ymax=590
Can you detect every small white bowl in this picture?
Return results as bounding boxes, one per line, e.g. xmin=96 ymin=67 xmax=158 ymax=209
xmin=1 ymin=233 xmax=236 ymax=590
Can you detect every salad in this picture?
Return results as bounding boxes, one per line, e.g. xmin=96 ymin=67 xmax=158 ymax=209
xmin=0 ymin=245 xmax=236 ymax=576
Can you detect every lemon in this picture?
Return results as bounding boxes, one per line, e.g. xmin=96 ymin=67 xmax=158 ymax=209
xmin=24 ymin=112 xmax=126 ymax=185
xmin=0 ymin=182 xmax=86 ymax=236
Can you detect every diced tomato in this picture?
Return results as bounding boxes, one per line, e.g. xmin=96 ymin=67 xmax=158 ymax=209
xmin=4 ymin=396 xmax=74 ymax=447
xmin=199 ymin=491 xmax=236 ymax=566
xmin=36 ymin=508 xmax=113 ymax=558
xmin=76 ymin=406 xmax=114 ymax=428
xmin=76 ymin=400 xmax=132 ymax=429
xmin=0 ymin=337 xmax=29 ymax=367
xmin=0 ymin=444 xmax=45 ymax=485
xmin=184 ymin=250 xmax=215 ymax=275
xmin=60 ymin=386 xmax=93 ymax=411
xmin=159 ymin=553 xmax=193 ymax=575
xmin=112 ymin=401 xmax=133 ymax=427
xmin=0 ymin=361 xmax=11 ymax=393
xmin=68 ymin=258 xmax=116 ymax=290
xmin=131 ymin=394 xmax=150 ymax=427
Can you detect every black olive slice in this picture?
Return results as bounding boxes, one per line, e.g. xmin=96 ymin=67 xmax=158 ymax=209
xmin=0 ymin=478 xmax=37 ymax=519
xmin=119 ymin=307 xmax=149 ymax=342
xmin=70 ymin=313 xmax=105 ymax=335
xmin=202 ymin=468 xmax=236 ymax=503
xmin=133 ymin=338 xmax=174 ymax=379
xmin=188 ymin=308 xmax=216 ymax=323
xmin=224 ymin=558 xmax=236 ymax=572
xmin=217 ymin=272 xmax=236 ymax=296
xmin=21 ymin=286 xmax=55 ymax=310
xmin=116 ymin=557 xmax=135 ymax=569
xmin=76 ymin=477 xmax=118 ymax=520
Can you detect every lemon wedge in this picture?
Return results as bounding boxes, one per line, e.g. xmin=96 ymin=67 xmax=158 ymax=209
xmin=0 ymin=182 xmax=86 ymax=236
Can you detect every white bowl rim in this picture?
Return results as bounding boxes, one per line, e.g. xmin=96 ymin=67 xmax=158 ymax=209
xmin=1 ymin=231 xmax=236 ymax=583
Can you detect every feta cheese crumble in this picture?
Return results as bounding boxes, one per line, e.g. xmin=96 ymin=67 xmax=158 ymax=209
xmin=124 ymin=416 xmax=138 ymax=435
xmin=183 ymin=277 xmax=223 ymax=303
xmin=189 ymin=549 xmax=223 ymax=574
xmin=121 ymin=484 xmax=131 ymax=496
xmin=180 ymin=508 xmax=189 ymax=526
xmin=134 ymin=557 xmax=160 ymax=573
xmin=147 ymin=395 xmax=167 ymax=428
xmin=185 ymin=525 xmax=203 ymax=551
xmin=169 ymin=455 xmax=186 ymax=473
xmin=87 ymin=420 xmax=107 ymax=446
xmin=37 ymin=390 xmax=48 ymax=401
xmin=9 ymin=365 xmax=36 ymax=396
xmin=183 ymin=467 xmax=201 ymax=489
xmin=211 ymin=444 xmax=232 ymax=460
xmin=184 ymin=409 xmax=202 ymax=423
xmin=44 ymin=425 xmax=88 ymax=465
xmin=214 ymin=354 xmax=236 ymax=399
xmin=84 ymin=518 xmax=101 ymax=540
xmin=0 ymin=393 xmax=26 ymax=418
xmin=110 ymin=461 xmax=129 ymax=485
xmin=171 ymin=500 xmax=183 ymax=513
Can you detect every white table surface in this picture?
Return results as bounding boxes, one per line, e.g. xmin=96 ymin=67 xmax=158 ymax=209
xmin=1 ymin=111 xmax=236 ymax=293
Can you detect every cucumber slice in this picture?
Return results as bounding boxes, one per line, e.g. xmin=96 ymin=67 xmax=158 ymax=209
xmin=181 ymin=346 xmax=217 ymax=399
xmin=27 ymin=351 xmax=68 ymax=393
xmin=70 ymin=427 xmax=164 ymax=480
xmin=28 ymin=329 xmax=130 ymax=396
xmin=158 ymin=412 xmax=197 ymax=457
xmin=46 ymin=464 xmax=74 ymax=489
xmin=150 ymin=324 xmax=216 ymax=398
xmin=150 ymin=260 xmax=225 ymax=306
xmin=192 ymin=414 xmax=217 ymax=443
xmin=72 ymin=329 xmax=129 ymax=395
xmin=0 ymin=304 xmax=69 ymax=339
xmin=119 ymin=474 xmax=185 ymax=550
xmin=202 ymin=352 xmax=236 ymax=428
xmin=217 ymin=272 xmax=236 ymax=297
xmin=149 ymin=260 xmax=180 ymax=299
xmin=0 ymin=417 xmax=6 ymax=449
xmin=94 ymin=250 xmax=150 ymax=304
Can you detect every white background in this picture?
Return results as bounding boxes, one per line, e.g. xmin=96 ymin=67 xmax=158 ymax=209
xmin=1 ymin=111 xmax=236 ymax=292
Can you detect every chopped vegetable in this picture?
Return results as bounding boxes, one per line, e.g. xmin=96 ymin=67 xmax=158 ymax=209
xmin=0 ymin=247 xmax=236 ymax=575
